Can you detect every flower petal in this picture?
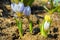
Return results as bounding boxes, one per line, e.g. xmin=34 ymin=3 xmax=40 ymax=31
xmin=44 ymin=21 xmax=50 ymax=30
xmin=23 ymin=6 xmax=31 ymax=16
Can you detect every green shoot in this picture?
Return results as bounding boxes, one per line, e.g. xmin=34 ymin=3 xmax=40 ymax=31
xmin=15 ymin=18 xmax=23 ymax=38
xmin=29 ymin=21 xmax=33 ymax=34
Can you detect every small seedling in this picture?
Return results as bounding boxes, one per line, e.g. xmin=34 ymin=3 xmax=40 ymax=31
xmin=15 ymin=18 xmax=23 ymax=38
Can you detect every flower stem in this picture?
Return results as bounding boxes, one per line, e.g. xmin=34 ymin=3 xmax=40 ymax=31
xmin=29 ymin=21 xmax=33 ymax=34
xmin=15 ymin=18 xmax=23 ymax=38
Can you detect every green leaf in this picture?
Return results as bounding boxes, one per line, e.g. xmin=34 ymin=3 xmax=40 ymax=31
xmin=18 ymin=19 xmax=23 ymax=37
xmin=29 ymin=21 xmax=33 ymax=33
xmin=44 ymin=6 xmax=50 ymax=12
xmin=15 ymin=18 xmax=23 ymax=38
xmin=40 ymin=21 xmax=47 ymax=37
xmin=51 ymin=6 xmax=58 ymax=13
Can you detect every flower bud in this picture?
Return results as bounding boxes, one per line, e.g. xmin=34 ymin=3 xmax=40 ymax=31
xmin=23 ymin=6 xmax=31 ymax=16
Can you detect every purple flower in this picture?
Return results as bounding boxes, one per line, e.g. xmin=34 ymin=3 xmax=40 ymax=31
xmin=23 ymin=6 xmax=31 ymax=16
xmin=11 ymin=2 xmax=24 ymax=12
xmin=18 ymin=2 xmax=24 ymax=12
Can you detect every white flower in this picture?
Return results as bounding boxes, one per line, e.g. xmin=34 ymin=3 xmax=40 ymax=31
xmin=44 ymin=21 xmax=50 ymax=30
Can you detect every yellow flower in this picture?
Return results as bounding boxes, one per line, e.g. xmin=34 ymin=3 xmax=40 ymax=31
xmin=44 ymin=15 xmax=51 ymax=21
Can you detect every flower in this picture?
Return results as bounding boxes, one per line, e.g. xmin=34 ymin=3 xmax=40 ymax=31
xmin=40 ymin=15 xmax=51 ymax=37
xmin=44 ymin=15 xmax=51 ymax=31
xmin=23 ymin=6 xmax=31 ymax=16
xmin=44 ymin=21 xmax=50 ymax=30
xmin=44 ymin=15 xmax=51 ymax=21
xmin=11 ymin=2 xmax=24 ymax=12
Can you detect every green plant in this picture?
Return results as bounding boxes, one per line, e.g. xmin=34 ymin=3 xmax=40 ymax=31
xmin=23 ymin=0 xmax=34 ymax=34
xmin=44 ymin=6 xmax=58 ymax=14
xmin=15 ymin=18 xmax=23 ymax=38
xmin=39 ymin=5 xmax=58 ymax=37
xmin=49 ymin=0 xmax=60 ymax=13
xmin=29 ymin=21 xmax=33 ymax=34
xmin=55 ymin=1 xmax=60 ymax=13
xmin=39 ymin=14 xmax=52 ymax=37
